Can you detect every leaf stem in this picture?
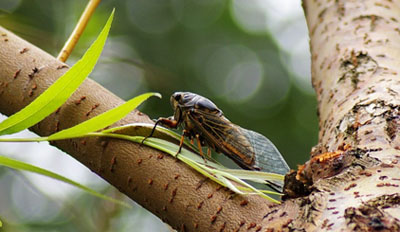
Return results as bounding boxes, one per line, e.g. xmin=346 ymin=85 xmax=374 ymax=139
xmin=0 ymin=137 xmax=48 ymax=142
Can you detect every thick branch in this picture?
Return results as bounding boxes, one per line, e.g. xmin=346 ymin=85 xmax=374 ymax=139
xmin=291 ymin=0 xmax=400 ymax=231
xmin=0 ymin=27 xmax=297 ymax=231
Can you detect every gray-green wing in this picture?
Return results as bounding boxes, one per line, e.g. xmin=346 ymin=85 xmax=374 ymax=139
xmin=239 ymin=127 xmax=290 ymax=175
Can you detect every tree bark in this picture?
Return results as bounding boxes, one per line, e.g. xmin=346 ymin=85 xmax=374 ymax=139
xmin=293 ymin=0 xmax=400 ymax=231
xmin=1 ymin=0 xmax=400 ymax=230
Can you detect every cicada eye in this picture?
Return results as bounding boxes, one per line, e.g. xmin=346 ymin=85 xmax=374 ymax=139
xmin=173 ymin=107 xmax=182 ymax=122
xmin=173 ymin=93 xmax=182 ymax=102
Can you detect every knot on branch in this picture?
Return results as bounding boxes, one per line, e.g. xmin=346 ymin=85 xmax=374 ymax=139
xmin=283 ymin=145 xmax=375 ymax=199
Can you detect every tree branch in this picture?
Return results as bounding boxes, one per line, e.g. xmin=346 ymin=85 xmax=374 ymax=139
xmin=0 ymin=27 xmax=295 ymax=231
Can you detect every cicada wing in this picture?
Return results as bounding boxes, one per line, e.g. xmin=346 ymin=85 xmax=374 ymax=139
xmin=238 ymin=127 xmax=290 ymax=175
xmin=188 ymin=112 xmax=256 ymax=169
xmin=190 ymin=111 xmax=289 ymax=191
xmin=238 ymin=128 xmax=290 ymax=191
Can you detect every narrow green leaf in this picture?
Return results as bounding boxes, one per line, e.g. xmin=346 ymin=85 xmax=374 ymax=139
xmin=219 ymin=169 xmax=284 ymax=182
xmin=92 ymin=132 xmax=283 ymax=202
xmin=0 ymin=125 xmax=282 ymax=202
xmin=141 ymin=138 xmax=282 ymax=202
xmin=0 ymin=9 xmax=115 ymax=136
xmin=48 ymin=92 xmax=160 ymax=140
xmin=215 ymin=173 xmax=243 ymax=194
xmin=102 ymin=122 xmax=199 ymax=152
xmin=0 ymin=155 xmax=130 ymax=207
xmin=0 ymin=218 xmax=2 ymax=227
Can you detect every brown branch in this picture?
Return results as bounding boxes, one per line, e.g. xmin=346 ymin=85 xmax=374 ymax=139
xmin=0 ymin=27 xmax=297 ymax=231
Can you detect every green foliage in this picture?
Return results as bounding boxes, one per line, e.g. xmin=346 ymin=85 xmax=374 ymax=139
xmin=103 ymin=123 xmax=284 ymax=200
xmin=0 ymin=8 xmax=170 ymax=208
xmin=48 ymin=92 xmax=161 ymax=140
xmin=90 ymin=126 xmax=283 ymax=203
xmin=0 ymin=10 xmax=117 ymax=205
xmin=0 ymin=9 xmax=114 ymax=136
xmin=102 ymin=122 xmax=201 ymax=154
xmin=0 ymin=155 xmax=130 ymax=207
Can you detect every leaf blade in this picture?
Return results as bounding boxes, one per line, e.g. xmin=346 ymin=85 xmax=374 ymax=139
xmin=48 ymin=92 xmax=160 ymax=140
xmin=92 ymin=132 xmax=283 ymax=202
xmin=0 ymin=9 xmax=115 ymax=135
xmin=0 ymin=155 xmax=130 ymax=207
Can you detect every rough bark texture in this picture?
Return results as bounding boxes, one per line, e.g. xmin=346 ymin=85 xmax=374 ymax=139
xmin=0 ymin=27 xmax=298 ymax=231
xmin=296 ymin=0 xmax=400 ymax=231
xmin=2 ymin=0 xmax=400 ymax=230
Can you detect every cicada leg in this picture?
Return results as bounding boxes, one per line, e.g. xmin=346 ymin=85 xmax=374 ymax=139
xmin=141 ymin=117 xmax=179 ymax=145
xmin=176 ymin=129 xmax=188 ymax=155
xmin=195 ymin=134 xmax=207 ymax=162
xmin=207 ymin=148 xmax=211 ymax=159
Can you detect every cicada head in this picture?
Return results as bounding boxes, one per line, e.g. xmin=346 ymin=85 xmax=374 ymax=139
xmin=170 ymin=92 xmax=182 ymax=109
xmin=169 ymin=93 xmax=183 ymax=123
xmin=171 ymin=92 xmax=222 ymax=116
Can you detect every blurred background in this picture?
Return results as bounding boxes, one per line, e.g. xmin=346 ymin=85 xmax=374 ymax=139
xmin=0 ymin=0 xmax=317 ymax=231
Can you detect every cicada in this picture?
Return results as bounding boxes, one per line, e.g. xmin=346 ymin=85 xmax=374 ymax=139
xmin=148 ymin=92 xmax=290 ymax=186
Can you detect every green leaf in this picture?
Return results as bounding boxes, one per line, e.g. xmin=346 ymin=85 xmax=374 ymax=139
xmin=216 ymin=173 xmax=243 ymax=194
xmin=0 ymin=9 xmax=115 ymax=136
xmin=0 ymin=155 xmax=130 ymax=208
xmin=103 ymin=122 xmax=199 ymax=153
xmin=92 ymin=132 xmax=283 ymax=203
xmin=48 ymin=92 xmax=161 ymax=140
xmin=139 ymin=137 xmax=282 ymax=202
xmin=219 ymin=169 xmax=284 ymax=183
xmin=0 ymin=218 xmax=2 ymax=227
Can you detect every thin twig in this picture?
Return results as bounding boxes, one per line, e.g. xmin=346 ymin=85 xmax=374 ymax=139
xmin=57 ymin=0 xmax=101 ymax=62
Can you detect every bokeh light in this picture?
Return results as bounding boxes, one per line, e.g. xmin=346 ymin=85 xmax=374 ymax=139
xmin=204 ymin=44 xmax=263 ymax=103
xmin=171 ymin=0 xmax=225 ymax=29
xmin=0 ymin=0 xmax=21 ymax=13
xmin=126 ymin=0 xmax=177 ymax=34
xmin=231 ymin=0 xmax=312 ymax=94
